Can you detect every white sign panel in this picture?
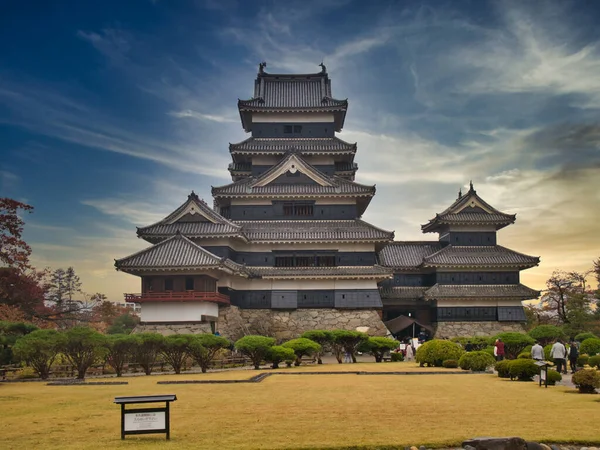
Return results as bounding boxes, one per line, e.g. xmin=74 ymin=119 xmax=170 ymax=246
xmin=124 ymin=411 xmax=166 ymax=432
xmin=540 ymin=370 xmax=546 ymax=381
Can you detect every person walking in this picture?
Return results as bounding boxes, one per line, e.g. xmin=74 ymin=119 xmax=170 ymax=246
xmin=550 ymin=339 xmax=567 ymax=374
xmin=531 ymin=341 xmax=545 ymax=361
xmin=343 ymin=349 xmax=352 ymax=363
xmin=568 ymin=339 xmax=579 ymax=373
xmin=405 ymin=341 xmax=415 ymax=362
xmin=494 ymin=339 xmax=505 ymax=361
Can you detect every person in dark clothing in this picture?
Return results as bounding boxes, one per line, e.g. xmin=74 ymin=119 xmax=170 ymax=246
xmin=568 ymin=339 xmax=579 ymax=373
xmin=494 ymin=339 xmax=505 ymax=361
xmin=465 ymin=341 xmax=473 ymax=352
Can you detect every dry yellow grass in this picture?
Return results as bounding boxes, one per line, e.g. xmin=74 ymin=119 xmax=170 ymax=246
xmin=1 ymin=362 xmax=598 ymax=450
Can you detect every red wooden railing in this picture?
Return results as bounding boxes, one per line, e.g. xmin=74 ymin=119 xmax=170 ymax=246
xmin=124 ymin=291 xmax=230 ymax=305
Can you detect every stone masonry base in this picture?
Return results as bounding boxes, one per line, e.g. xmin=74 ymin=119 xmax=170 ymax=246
xmin=434 ymin=321 xmax=526 ymax=338
xmin=133 ymin=305 xmax=389 ymax=341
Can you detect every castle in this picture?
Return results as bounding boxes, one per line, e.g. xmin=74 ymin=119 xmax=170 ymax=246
xmin=115 ymin=63 xmax=540 ymax=339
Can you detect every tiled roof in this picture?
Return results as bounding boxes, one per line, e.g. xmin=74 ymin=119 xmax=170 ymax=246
xmin=236 ymin=219 xmax=394 ymax=243
xmin=424 ymin=284 xmax=540 ymax=299
xmin=115 ymin=233 xmax=245 ymax=274
xmin=137 ymin=192 xmax=242 ymax=242
xmin=378 ymin=242 xmax=442 ymax=268
xmin=213 ymin=153 xmax=374 ymax=198
xmin=422 ymin=183 xmax=516 ymax=232
xmin=248 ymin=265 xmax=393 ymax=280
xmin=379 ymin=286 xmax=429 ymax=299
xmin=229 ymin=137 xmax=357 ymax=155
xmin=423 ymin=245 xmax=540 ymax=268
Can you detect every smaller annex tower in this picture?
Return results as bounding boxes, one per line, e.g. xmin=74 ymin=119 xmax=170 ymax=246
xmin=115 ymin=63 xmax=394 ymax=338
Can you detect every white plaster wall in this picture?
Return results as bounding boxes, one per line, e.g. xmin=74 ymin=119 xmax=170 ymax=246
xmin=218 ymin=278 xmax=379 ymax=291
xmin=253 ymin=112 xmax=334 ymax=123
xmin=141 ymin=302 xmax=219 ymax=323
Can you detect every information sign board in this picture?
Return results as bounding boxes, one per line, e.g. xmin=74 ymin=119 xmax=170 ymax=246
xmin=124 ymin=411 xmax=166 ymax=432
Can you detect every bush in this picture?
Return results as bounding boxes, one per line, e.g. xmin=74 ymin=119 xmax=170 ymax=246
xmin=266 ymin=346 xmax=295 ymax=369
xmin=363 ymin=337 xmax=398 ymax=363
xmin=450 ymin=337 xmax=491 ymax=351
xmin=300 ymin=330 xmax=332 ymax=364
xmin=133 ymin=333 xmax=165 ymax=375
xmin=580 ymin=338 xmax=600 ymax=356
xmin=104 ymin=334 xmax=139 ymax=377
xmin=571 ymin=369 xmax=600 ymax=393
xmin=442 ymin=359 xmax=458 ymax=368
xmin=495 ymin=360 xmax=511 ymax=378
xmin=12 ymin=329 xmax=62 ymax=380
xmin=390 ymin=352 xmax=404 ymax=362
xmin=493 ymin=333 xmax=535 ymax=359
xmin=15 ymin=366 xmax=37 ymax=379
xmin=415 ymin=340 xmax=464 ymax=367
xmin=235 ymin=335 xmax=276 ymax=370
xmin=188 ymin=334 xmax=231 ymax=373
xmin=578 ymin=354 xmax=589 ymax=367
xmin=587 ymin=355 xmax=600 ymax=369
xmin=61 ymin=327 xmax=107 ymax=379
xmin=574 ymin=332 xmax=597 ymax=342
xmin=508 ymin=359 xmax=539 ymax=381
xmin=161 ymin=334 xmax=194 ymax=374
xmin=458 ymin=351 xmax=496 ymax=372
xmin=528 ymin=325 xmax=566 ymax=346
xmin=282 ymin=338 xmax=321 ymax=366
xmin=546 ymin=369 xmax=562 ymax=386
xmin=329 ymin=330 xmax=369 ymax=364
xmin=517 ymin=352 xmax=532 ymax=359
xmin=482 ymin=346 xmax=495 ymax=357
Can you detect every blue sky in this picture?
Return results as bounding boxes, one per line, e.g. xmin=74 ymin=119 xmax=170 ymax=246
xmin=1 ymin=0 xmax=599 ymax=301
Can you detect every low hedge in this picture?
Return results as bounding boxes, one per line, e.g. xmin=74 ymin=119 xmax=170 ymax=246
xmin=517 ymin=352 xmax=532 ymax=359
xmin=508 ymin=359 xmax=539 ymax=381
xmin=458 ymin=351 xmax=496 ymax=372
xmin=580 ymin=338 xmax=600 ymax=356
xmin=495 ymin=360 xmax=511 ymax=378
xmin=442 ymin=359 xmax=458 ymax=368
xmin=571 ymin=369 xmax=600 ymax=393
xmin=546 ymin=369 xmax=562 ymax=385
xmin=450 ymin=337 xmax=490 ymax=351
xmin=588 ymin=355 xmax=600 ymax=369
xmin=391 ymin=352 xmax=404 ymax=362
xmin=574 ymin=332 xmax=597 ymax=342
xmin=578 ymin=354 xmax=589 ymax=367
xmin=416 ymin=340 xmax=464 ymax=367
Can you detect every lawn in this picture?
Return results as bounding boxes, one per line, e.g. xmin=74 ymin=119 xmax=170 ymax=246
xmin=1 ymin=362 xmax=598 ymax=450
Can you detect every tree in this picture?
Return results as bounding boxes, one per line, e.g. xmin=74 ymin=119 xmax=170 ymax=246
xmin=161 ymin=334 xmax=194 ymax=374
xmin=541 ymin=271 xmax=594 ymax=329
xmin=282 ymin=338 xmax=321 ymax=366
xmin=13 ymin=329 xmax=61 ymax=379
xmin=64 ymin=267 xmax=82 ymax=302
xmin=187 ymin=334 xmax=231 ymax=373
xmin=300 ymin=330 xmax=332 ymax=364
xmin=493 ymin=332 xmax=535 ymax=360
xmin=106 ymin=313 xmax=140 ymax=334
xmin=363 ymin=337 xmax=398 ymax=363
xmin=235 ymin=335 xmax=275 ymax=370
xmin=0 ymin=320 xmax=39 ymax=365
xmin=527 ymin=325 xmax=566 ymax=346
xmin=0 ymin=267 xmax=48 ymax=317
xmin=0 ymin=198 xmax=33 ymax=271
xmin=133 ymin=333 xmax=165 ymax=375
xmin=104 ymin=334 xmax=139 ymax=377
xmin=266 ymin=345 xmax=295 ymax=369
xmin=329 ymin=330 xmax=369 ymax=363
xmin=61 ymin=327 xmax=107 ymax=379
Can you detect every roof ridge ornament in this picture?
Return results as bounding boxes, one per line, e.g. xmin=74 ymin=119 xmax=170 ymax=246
xmin=458 ymin=188 xmax=462 ymax=199
xmin=469 ymin=180 xmax=476 ymax=193
xmin=319 ymin=62 xmax=327 ymax=74
xmin=259 ymin=61 xmax=267 ymax=74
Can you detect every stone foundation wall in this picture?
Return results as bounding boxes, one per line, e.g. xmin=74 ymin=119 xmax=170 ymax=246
xmin=133 ymin=306 xmax=390 ymax=341
xmin=221 ymin=306 xmax=389 ymax=341
xmin=435 ymin=321 xmax=526 ymax=338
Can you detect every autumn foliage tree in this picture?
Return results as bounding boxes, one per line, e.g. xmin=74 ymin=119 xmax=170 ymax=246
xmin=0 ymin=198 xmax=33 ymax=270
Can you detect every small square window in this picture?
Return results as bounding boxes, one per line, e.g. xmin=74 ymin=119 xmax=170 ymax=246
xmin=284 ymin=125 xmax=293 ymax=134
xmin=164 ymin=279 xmax=174 ymax=291
xmin=293 ymin=125 xmax=302 ymax=133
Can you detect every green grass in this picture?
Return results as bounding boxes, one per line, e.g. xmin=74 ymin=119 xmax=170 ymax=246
xmin=1 ymin=362 xmax=599 ymax=449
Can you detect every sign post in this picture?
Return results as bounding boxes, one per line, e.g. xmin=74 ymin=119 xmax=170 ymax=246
xmin=534 ymin=361 xmax=551 ymax=388
xmin=114 ymin=395 xmax=177 ymax=440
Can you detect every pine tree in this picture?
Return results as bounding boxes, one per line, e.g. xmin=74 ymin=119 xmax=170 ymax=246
xmin=64 ymin=267 xmax=82 ymax=302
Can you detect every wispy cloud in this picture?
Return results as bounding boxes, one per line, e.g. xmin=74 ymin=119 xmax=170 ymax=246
xmin=168 ymin=109 xmax=237 ymax=123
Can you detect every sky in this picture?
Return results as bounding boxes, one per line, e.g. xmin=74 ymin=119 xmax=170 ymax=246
xmin=1 ymin=0 xmax=599 ymax=302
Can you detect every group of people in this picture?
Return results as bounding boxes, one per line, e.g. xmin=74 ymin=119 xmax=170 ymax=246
xmin=532 ymin=339 xmax=580 ymax=374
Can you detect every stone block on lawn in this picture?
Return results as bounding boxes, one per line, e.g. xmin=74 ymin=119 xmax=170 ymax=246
xmin=462 ymin=437 xmax=527 ymax=450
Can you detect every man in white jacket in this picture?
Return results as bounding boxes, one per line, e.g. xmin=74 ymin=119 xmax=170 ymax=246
xmin=531 ymin=341 xmax=545 ymax=361
xmin=550 ymin=340 xmax=567 ymax=374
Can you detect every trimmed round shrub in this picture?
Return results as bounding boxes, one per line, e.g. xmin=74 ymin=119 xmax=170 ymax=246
xmin=571 ymin=369 xmax=600 ymax=393
xmin=282 ymin=338 xmax=321 ymax=366
xmin=588 ymin=355 xmax=600 ymax=369
xmin=508 ymin=358 xmax=538 ymax=381
xmin=578 ymin=354 xmax=589 ymax=367
xmin=188 ymin=334 xmax=231 ymax=373
xmin=415 ymin=340 xmax=464 ymax=367
xmin=12 ymin=329 xmax=62 ymax=380
xmin=528 ymin=325 xmax=566 ymax=346
xmin=450 ymin=337 xmax=491 ymax=351
xmin=574 ymin=332 xmax=597 ymax=342
xmin=493 ymin=332 xmax=535 ymax=359
xmin=390 ymin=352 xmax=404 ymax=362
xmin=517 ymin=352 xmax=532 ymax=359
xmin=546 ymin=369 xmax=562 ymax=385
xmin=235 ymin=335 xmax=276 ymax=370
xmin=458 ymin=351 xmax=496 ymax=372
xmin=266 ymin=346 xmax=296 ymax=369
xmin=364 ymin=337 xmax=399 ymax=363
xmin=442 ymin=359 xmax=458 ymax=368
xmin=495 ymin=360 xmax=511 ymax=378
xmin=580 ymin=338 xmax=600 ymax=356
xmin=482 ymin=346 xmax=495 ymax=357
